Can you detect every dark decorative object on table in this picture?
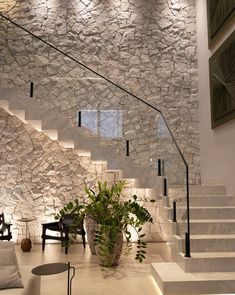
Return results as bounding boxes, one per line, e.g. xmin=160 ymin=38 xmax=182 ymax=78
xmin=209 ymin=31 xmax=235 ymax=128
xmin=207 ymin=0 xmax=235 ymax=45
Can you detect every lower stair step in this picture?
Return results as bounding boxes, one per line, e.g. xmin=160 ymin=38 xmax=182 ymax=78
xmin=178 ymin=234 xmax=235 ymax=252
xmin=151 ymin=262 xmax=235 ymax=295
xmin=173 ymin=219 xmax=235 ymax=235
xmin=172 ymin=207 xmax=235 ymax=220
xmin=178 ymin=252 xmax=235 ymax=272
xmin=188 ymin=195 xmax=235 ymax=206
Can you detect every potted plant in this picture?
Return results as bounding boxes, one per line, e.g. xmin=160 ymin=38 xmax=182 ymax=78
xmin=84 ymin=181 xmax=154 ymax=267
xmin=55 ymin=181 xmax=155 ymax=267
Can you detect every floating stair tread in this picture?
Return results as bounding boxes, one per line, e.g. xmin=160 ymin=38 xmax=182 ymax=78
xmin=152 ymin=262 xmax=235 ymax=282
xmin=180 ymin=252 xmax=235 ymax=258
xmin=176 ymin=195 xmax=234 ymax=198
xmin=177 ymin=206 xmax=235 ymax=209
xmin=152 ymin=262 xmax=235 ymax=294
xmin=178 ymin=219 xmax=235 ymax=223
xmin=188 ymin=234 xmax=235 ymax=239
xmin=189 ymin=194 xmax=232 ymax=197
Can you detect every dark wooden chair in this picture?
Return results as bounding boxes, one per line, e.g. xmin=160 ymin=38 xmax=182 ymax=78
xmin=0 ymin=213 xmax=12 ymax=241
xmin=41 ymin=214 xmax=86 ymax=254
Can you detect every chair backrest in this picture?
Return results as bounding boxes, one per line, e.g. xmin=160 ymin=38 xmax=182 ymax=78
xmin=60 ymin=214 xmax=74 ymax=226
xmin=60 ymin=214 xmax=84 ymax=229
xmin=0 ymin=213 xmax=5 ymax=229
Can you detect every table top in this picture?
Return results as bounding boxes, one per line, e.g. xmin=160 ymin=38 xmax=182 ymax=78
xmin=18 ymin=217 xmax=36 ymax=223
xmin=32 ymin=263 xmax=68 ymax=276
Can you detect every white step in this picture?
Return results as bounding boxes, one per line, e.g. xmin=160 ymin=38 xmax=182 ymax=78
xmin=168 ymin=206 xmax=235 ymax=220
xmin=43 ymin=129 xmax=58 ymax=140
xmin=58 ymin=125 xmax=90 ymax=139
xmin=0 ymin=87 xmax=21 ymax=100
xmin=0 ymin=99 xmax=9 ymax=109
xmin=189 ymin=185 xmax=226 ymax=195
xmin=173 ymin=219 xmax=235 ymax=235
xmin=8 ymin=109 xmax=26 ymax=122
xmin=1 ymin=85 xmax=162 ymax=192
xmin=152 ymin=262 xmax=235 ymax=295
xmin=176 ymin=234 xmax=235 ymax=253
xmin=59 ymin=140 xmax=75 ymax=149
xmin=188 ymin=195 xmax=235 ymax=207
xmin=26 ymin=120 xmax=42 ymax=131
xmin=123 ymin=187 xmax=158 ymax=199
xmin=169 ymin=185 xmax=226 ymax=199
xmin=178 ymin=251 xmax=235 ymax=272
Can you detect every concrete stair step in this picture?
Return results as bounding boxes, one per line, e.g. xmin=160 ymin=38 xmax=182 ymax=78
xmin=58 ymin=125 xmax=90 ymax=139
xmin=42 ymin=130 xmax=58 ymax=140
xmin=73 ymin=136 xmax=102 ymax=153
xmin=188 ymin=195 xmax=235 ymax=207
xmin=123 ymin=187 xmax=159 ymax=199
xmin=58 ymin=140 xmax=74 ymax=149
xmin=168 ymin=206 xmax=235 ymax=220
xmin=152 ymin=262 xmax=235 ymax=295
xmin=0 ymin=84 xmax=163 ymax=193
xmin=176 ymin=234 xmax=235 ymax=253
xmin=169 ymin=185 xmax=226 ymax=199
xmin=9 ymin=98 xmax=43 ymax=114
xmin=26 ymin=120 xmax=42 ymax=132
xmin=0 ymin=87 xmax=22 ymax=101
xmin=173 ymin=219 xmax=235 ymax=235
xmin=189 ymin=185 xmax=226 ymax=195
xmin=2 ymin=92 xmax=90 ymax=138
xmin=178 ymin=251 xmax=235 ymax=272
xmin=24 ymin=103 xmax=55 ymax=121
xmin=0 ymin=99 xmax=10 ymax=110
xmin=8 ymin=109 xmax=26 ymax=122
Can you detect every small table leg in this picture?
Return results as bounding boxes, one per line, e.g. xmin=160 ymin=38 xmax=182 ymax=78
xmin=67 ymin=262 xmax=75 ymax=295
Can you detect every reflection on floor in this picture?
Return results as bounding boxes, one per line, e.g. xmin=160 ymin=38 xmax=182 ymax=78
xmin=16 ymin=242 xmax=171 ymax=295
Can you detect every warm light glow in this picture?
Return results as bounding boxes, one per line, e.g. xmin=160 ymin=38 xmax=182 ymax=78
xmin=151 ymin=277 xmax=163 ymax=295
xmin=127 ymin=224 xmax=139 ymax=242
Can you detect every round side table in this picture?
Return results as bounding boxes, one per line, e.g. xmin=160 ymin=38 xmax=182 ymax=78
xmin=18 ymin=217 xmax=35 ymax=252
xmin=32 ymin=262 xmax=75 ymax=295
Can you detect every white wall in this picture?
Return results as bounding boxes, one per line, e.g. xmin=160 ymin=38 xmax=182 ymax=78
xmin=196 ymin=0 xmax=235 ymax=194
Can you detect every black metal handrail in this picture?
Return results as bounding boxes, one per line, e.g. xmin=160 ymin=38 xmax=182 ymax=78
xmin=0 ymin=12 xmax=191 ymax=257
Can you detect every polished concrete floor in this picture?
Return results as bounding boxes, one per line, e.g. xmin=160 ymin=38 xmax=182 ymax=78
xmin=16 ymin=242 xmax=171 ymax=295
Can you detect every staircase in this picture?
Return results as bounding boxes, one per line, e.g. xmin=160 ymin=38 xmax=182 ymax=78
xmin=0 ymin=85 xmax=162 ymax=191
xmin=152 ymin=185 xmax=235 ymax=294
xmin=2 ymin=85 xmax=235 ymax=293
xmin=1 ymin=14 xmax=235 ymax=295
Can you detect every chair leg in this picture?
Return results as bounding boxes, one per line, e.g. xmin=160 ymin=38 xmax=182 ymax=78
xmin=42 ymin=238 xmax=46 ymax=251
xmin=65 ymin=230 xmax=69 ymax=254
xmin=82 ymin=234 xmax=86 ymax=249
xmin=65 ymin=246 xmax=68 ymax=254
xmin=42 ymin=227 xmax=46 ymax=251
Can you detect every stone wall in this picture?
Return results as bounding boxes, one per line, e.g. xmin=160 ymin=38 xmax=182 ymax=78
xmin=0 ymin=108 xmax=165 ymax=243
xmin=0 ymin=0 xmax=200 ymax=185
xmin=0 ymin=108 xmax=109 ymax=243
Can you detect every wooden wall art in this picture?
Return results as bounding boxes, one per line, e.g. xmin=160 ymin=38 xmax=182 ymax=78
xmin=209 ymin=31 xmax=235 ymax=128
xmin=207 ymin=0 xmax=235 ymax=45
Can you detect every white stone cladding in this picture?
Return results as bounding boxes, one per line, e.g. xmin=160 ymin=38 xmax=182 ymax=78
xmin=0 ymin=0 xmax=200 ymax=185
xmin=0 ymin=108 xmax=166 ymax=243
xmin=0 ymin=108 xmax=111 ymax=243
